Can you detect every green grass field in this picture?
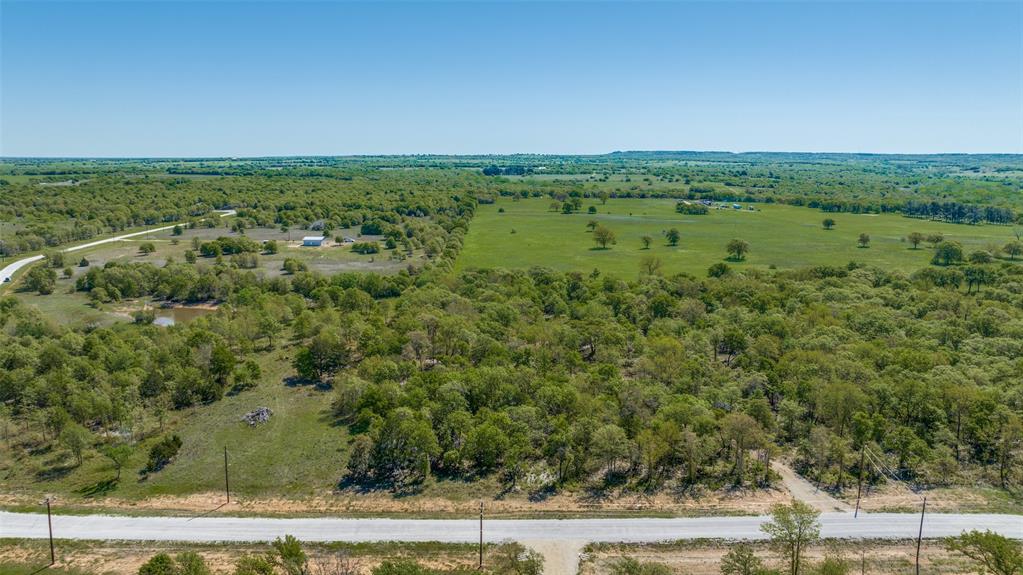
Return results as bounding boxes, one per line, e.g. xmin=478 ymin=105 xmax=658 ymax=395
xmin=457 ymin=198 xmax=1021 ymax=277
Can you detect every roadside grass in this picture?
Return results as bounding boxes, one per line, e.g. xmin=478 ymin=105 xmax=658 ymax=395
xmin=0 ymin=538 xmax=483 ymax=575
xmin=581 ymin=539 xmax=980 ymax=575
xmin=457 ymin=198 xmax=1022 ymax=278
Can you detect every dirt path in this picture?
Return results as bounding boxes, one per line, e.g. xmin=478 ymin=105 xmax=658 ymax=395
xmin=522 ymin=540 xmax=586 ymax=575
xmin=772 ymin=461 xmax=852 ymax=512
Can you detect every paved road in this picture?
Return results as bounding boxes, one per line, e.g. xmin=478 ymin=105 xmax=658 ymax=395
xmin=0 ymin=210 xmax=236 ymax=284
xmin=2 ymin=511 xmax=1019 ymax=543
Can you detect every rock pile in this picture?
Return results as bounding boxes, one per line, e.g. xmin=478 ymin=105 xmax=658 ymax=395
xmin=241 ymin=407 xmax=273 ymax=426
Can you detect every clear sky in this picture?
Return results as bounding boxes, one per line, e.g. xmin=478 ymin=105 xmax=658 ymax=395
xmin=1 ymin=1 xmax=1021 ymax=157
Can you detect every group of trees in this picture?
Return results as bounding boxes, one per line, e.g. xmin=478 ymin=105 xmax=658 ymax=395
xmin=904 ymin=200 xmax=1015 ymax=225
xmin=2 ymin=158 xmax=1022 ymax=514
xmin=6 ymin=237 xmax=1023 ymax=493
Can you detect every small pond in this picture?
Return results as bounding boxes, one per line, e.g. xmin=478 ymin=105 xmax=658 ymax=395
xmin=153 ymin=306 xmax=216 ymax=326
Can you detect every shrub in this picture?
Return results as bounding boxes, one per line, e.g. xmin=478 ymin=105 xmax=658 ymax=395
xmin=146 ymin=434 xmax=183 ymax=473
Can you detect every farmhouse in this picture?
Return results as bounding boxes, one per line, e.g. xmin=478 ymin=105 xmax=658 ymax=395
xmin=302 ymin=236 xmax=326 ymax=246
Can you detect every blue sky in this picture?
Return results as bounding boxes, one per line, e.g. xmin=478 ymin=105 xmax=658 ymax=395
xmin=2 ymin=1 xmax=1020 ymax=156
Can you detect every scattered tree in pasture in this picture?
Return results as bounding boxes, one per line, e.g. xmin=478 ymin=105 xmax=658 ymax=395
xmin=666 ymin=228 xmax=681 ymax=246
xmin=726 ymin=238 xmax=750 ymax=261
xmin=822 ymin=218 xmax=835 ymax=230
xmin=641 ymin=235 xmax=652 ymax=249
xmin=1004 ymin=241 xmax=1023 ymax=260
xmin=926 ymin=233 xmax=944 ymax=248
xmin=639 ymin=255 xmax=663 ymax=276
xmin=907 ymin=231 xmax=925 ymax=249
xmin=856 ymin=233 xmax=870 ymax=248
xmin=593 ymin=225 xmax=616 ymax=249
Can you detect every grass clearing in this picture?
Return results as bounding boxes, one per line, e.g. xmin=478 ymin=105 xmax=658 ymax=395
xmin=458 ymin=198 xmax=1021 ymax=277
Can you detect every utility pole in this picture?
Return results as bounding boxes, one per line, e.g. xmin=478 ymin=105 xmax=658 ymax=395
xmin=915 ymin=496 xmax=927 ymax=575
xmin=854 ymin=447 xmax=866 ymax=518
xmin=478 ymin=499 xmax=484 ymax=570
xmin=224 ymin=446 xmax=230 ymax=503
xmin=45 ymin=496 xmax=55 ymax=565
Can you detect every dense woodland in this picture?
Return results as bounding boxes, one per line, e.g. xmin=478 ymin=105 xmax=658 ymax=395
xmin=1 ymin=156 xmax=1022 ymax=503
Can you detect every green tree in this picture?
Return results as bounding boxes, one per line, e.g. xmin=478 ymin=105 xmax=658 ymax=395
xmin=944 ymin=530 xmax=1023 ymax=575
xmin=907 ymin=232 xmax=925 ymax=249
xmin=720 ymin=543 xmax=766 ymax=575
xmin=139 ymin=242 xmax=156 ymax=255
xmin=60 ymin=423 xmax=91 ymax=466
xmin=139 ymin=553 xmax=177 ymax=575
xmin=101 ymin=443 xmax=133 ymax=480
xmin=761 ymin=500 xmax=821 ymax=575
xmin=593 ymin=424 xmax=630 ymax=474
xmin=593 ymin=225 xmax=616 ymax=249
xmin=639 ymin=255 xmax=663 ymax=276
xmin=1003 ymin=241 xmax=1023 ymax=260
xmin=176 ymin=552 xmax=212 ymax=575
xmin=857 ymin=233 xmax=870 ymax=248
xmin=666 ymin=228 xmax=681 ymax=246
xmin=932 ymin=241 xmax=964 ymax=266
xmin=270 ymin=535 xmax=308 ymax=575
xmin=26 ymin=265 xmax=57 ymax=294
xmin=822 ymin=218 xmax=835 ymax=230
xmin=464 ymin=422 xmax=509 ymax=473
xmin=727 ymin=238 xmax=750 ymax=261
xmin=641 ymin=235 xmax=652 ymax=249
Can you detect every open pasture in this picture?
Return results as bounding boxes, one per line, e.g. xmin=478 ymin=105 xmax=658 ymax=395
xmin=458 ymin=198 xmax=1020 ymax=277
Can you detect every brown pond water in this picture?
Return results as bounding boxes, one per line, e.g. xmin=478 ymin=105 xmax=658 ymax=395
xmin=153 ymin=306 xmax=216 ymax=326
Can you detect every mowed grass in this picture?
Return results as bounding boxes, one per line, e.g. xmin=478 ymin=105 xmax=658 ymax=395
xmin=458 ymin=198 xmax=1021 ymax=277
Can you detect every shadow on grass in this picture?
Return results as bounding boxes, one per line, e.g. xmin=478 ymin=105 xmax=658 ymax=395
xmin=284 ymin=375 xmax=332 ymax=391
xmin=76 ymin=477 xmax=119 ymax=498
xmin=187 ymin=501 xmax=228 ymax=522
xmin=35 ymin=464 xmax=75 ymax=482
xmin=28 ymin=564 xmax=53 ymax=575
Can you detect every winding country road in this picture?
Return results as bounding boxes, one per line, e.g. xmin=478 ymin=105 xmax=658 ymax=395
xmin=0 ymin=210 xmax=236 ymax=284
xmin=2 ymin=511 xmax=1019 ymax=543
